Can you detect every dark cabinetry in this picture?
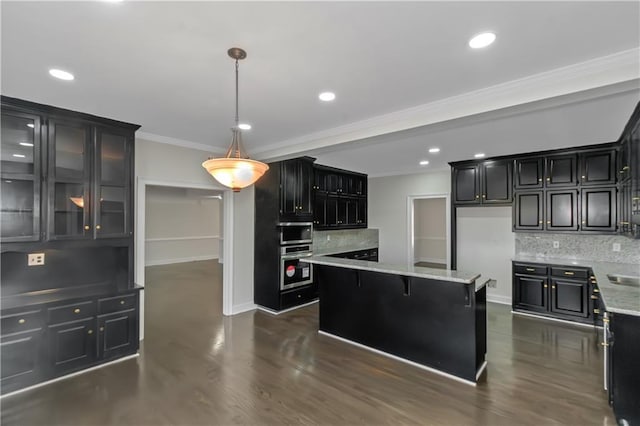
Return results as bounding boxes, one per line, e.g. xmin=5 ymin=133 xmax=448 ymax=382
xmin=607 ymin=312 xmax=640 ymax=425
xmin=280 ymin=158 xmax=313 ymax=220
xmin=313 ymin=165 xmax=367 ymax=229
xmin=453 ymin=160 xmax=512 ymax=205
xmin=1 ymin=290 xmax=140 ymax=393
xmin=512 ymin=262 xmax=598 ymax=324
xmin=618 ymin=103 xmax=640 ymax=238
xmin=327 ymin=247 xmax=379 ymax=262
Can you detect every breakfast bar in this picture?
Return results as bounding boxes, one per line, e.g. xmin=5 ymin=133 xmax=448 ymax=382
xmin=308 ymin=256 xmax=487 ymax=384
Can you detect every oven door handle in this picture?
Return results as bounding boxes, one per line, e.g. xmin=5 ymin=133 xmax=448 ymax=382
xmin=281 ymin=253 xmax=314 ymax=260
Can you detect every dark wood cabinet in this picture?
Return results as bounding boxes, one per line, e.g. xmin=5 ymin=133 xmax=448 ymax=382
xmin=280 ymin=158 xmax=313 ymax=220
xmin=97 ymin=309 xmax=138 ymax=360
xmin=313 ymin=165 xmax=367 ymax=229
xmin=580 ymin=149 xmax=616 ymax=186
xmin=512 ymin=262 xmax=596 ymax=324
xmin=514 ymin=157 xmax=544 ymax=189
xmin=453 ymin=165 xmax=480 ymax=204
xmin=608 ymin=312 xmax=640 ymax=425
xmin=581 ymin=187 xmax=616 ymax=232
xmin=48 ymin=317 xmax=97 ymax=375
xmin=546 ymin=189 xmax=578 ymax=231
xmin=453 ymin=160 xmax=511 ymax=205
xmin=546 ymin=154 xmax=578 ymax=187
xmin=513 ymin=191 xmax=544 ymax=231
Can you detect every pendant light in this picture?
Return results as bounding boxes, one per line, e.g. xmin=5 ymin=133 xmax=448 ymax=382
xmin=202 ymin=47 xmax=269 ymax=192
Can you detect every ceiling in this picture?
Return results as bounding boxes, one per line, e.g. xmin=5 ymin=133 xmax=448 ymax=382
xmin=2 ymin=1 xmax=639 ymax=176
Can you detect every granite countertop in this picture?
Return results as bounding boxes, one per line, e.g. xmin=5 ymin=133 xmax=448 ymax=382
xmin=513 ymin=254 xmax=640 ymax=316
xmin=1 ymin=283 xmax=143 ymax=310
xmin=314 ymin=245 xmax=378 ymax=256
xmin=307 ymin=256 xmax=481 ymax=284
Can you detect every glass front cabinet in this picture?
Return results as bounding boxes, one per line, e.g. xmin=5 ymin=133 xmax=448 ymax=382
xmin=1 ymin=97 xmax=137 ymax=243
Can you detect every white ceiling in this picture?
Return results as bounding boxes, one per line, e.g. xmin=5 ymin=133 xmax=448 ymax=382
xmin=2 ymin=1 xmax=639 ymax=176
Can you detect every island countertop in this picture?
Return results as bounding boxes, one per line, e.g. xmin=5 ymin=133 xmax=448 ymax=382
xmin=307 ymin=256 xmax=481 ymax=284
xmin=513 ymin=255 xmax=640 ymax=317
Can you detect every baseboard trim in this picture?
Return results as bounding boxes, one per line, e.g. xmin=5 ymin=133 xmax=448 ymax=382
xmin=318 ymin=330 xmax=480 ymax=386
xmin=256 ymin=299 xmax=319 ymax=315
xmin=145 ymin=255 xmax=218 ymax=267
xmin=486 ymin=294 xmax=512 ymax=305
xmin=511 ymin=310 xmax=602 ymax=329
xmin=231 ymin=302 xmax=257 ymax=315
xmin=0 ymin=353 xmax=139 ymax=399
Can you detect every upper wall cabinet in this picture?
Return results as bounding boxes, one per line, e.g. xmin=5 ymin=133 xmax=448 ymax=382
xmin=280 ymin=158 xmax=314 ymax=220
xmin=546 ymin=154 xmax=578 ymax=187
xmin=514 ymin=158 xmax=544 ymax=189
xmin=579 ymin=149 xmax=616 ymax=186
xmin=0 ymin=96 xmax=139 ymax=245
xmin=313 ymin=165 xmax=367 ymax=229
xmin=453 ymin=160 xmax=512 ymax=205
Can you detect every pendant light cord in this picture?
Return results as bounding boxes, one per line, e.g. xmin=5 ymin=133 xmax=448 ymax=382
xmin=235 ymin=59 xmax=239 ymax=127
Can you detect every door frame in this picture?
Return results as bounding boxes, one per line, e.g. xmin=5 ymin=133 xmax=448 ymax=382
xmin=136 ymin=178 xmax=233 ymax=340
xmin=407 ymin=193 xmax=451 ymax=269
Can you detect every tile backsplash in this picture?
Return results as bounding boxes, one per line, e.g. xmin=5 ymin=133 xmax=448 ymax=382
xmin=515 ymin=233 xmax=640 ymax=264
xmin=313 ymin=228 xmax=379 ymax=255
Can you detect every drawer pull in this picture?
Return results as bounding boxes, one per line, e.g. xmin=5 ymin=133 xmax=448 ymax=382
xmin=74 ymin=308 xmax=81 ymax=314
xmin=564 ymin=271 xmax=575 ymax=276
xmin=593 ymin=288 xmax=600 ymax=293
xmin=526 ymin=268 xmax=536 ymax=272
xmin=601 ymin=342 xmax=609 ymax=347
xmin=120 ymin=300 xmax=125 ymax=305
xmin=594 ymin=309 xmax=601 ymax=314
xmin=18 ymin=319 xmax=25 ymax=324
xmin=100 ymin=327 xmax=104 ymax=332
xmin=591 ymin=295 xmax=599 ymax=300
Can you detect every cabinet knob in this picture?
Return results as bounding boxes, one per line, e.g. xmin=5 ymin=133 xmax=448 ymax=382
xmin=623 ymin=166 xmax=629 ymax=171
xmin=591 ymin=295 xmax=599 ymax=300
xmin=74 ymin=308 xmax=80 ymax=314
xmin=594 ymin=309 xmax=601 ymax=314
xmin=96 ymin=225 xmax=101 ymax=230
xmin=546 ymin=221 xmax=551 ymax=224
xmin=582 ymin=220 xmax=585 ymax=224
xmin=120 ymin=300 xmax=125 ymax=305
xmin=100 ymin=326 xmax=104 ymax=332
xmin=297 ymin=294 xmax=302 ymax=298
xmin=619 ymin=170 xmax=625 ymax=174
xmin=18 ymin=318 xmax=25 ymax=324
xmin=84 ymin=225 xmax=90 ymax=230
xmin=539 ymin=221 xmax=543 ymax=224
xmin=544 ymin=284 xmax=548 ymax=288
xmin=482 ymin=194 xmax=486 ymax=198
xmin=475 ymin=195 xmax=479 ymax=199
xmin=581 ymin=176 xmax=585 ymax=179
xmin=88 ymin=329 xmax=93 ymax=335
xmin=601 ymin=342 xmax=609 ymax=347
xmin=552 ymin=285 xmax=556 ymax=289
xmin=538 ymin=178 xmax=542 ymax=182
xmin=620 ymin=221 xmax=630 ymax=225
xmin=546 ymin=177 xmax=551 ymax=182
xmin=593 ymin=288 xmax=600 ymax=293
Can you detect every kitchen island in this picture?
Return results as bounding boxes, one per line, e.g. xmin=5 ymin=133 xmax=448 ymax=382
xmin=307 ymin=256 xmax=487 ymax=384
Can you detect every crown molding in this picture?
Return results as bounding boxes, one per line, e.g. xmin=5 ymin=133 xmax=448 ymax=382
xmin=367 ymin=166 xmax=450 ymax=179
xmin=253 ymin=48 xmax=640 ymax=161
xmin=136 ymin=131 xmax=226 ymax=154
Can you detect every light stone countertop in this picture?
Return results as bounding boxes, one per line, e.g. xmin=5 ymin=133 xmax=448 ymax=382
xmin=307 ymin=256 xmax=480 ymax=284
xmin=513 ymin=254 xmax=640 ymax=317
xmin=313 ymin=245 xmax=378 ymax=256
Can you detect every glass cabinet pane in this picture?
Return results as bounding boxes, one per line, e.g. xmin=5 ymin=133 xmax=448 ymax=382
xmin=1 ymin=179 xmax=35 ymax=238
xmin=53 ymin=182 xmax=86 ymax=237
xmin=100 ymin=133 xmax=126 ymax=184
xmin=54 ymin=123 xmax=88 ymax=181
xmin=1 ymin=114 xmax=36 ymax=175
xmin=99 ymin=186 xmax=125 ymax=235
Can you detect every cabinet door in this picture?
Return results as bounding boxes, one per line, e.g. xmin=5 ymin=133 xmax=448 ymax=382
xmin=513 ymin=274 xmax=548 ymax=313
xmin=325 ymin=196 xmax=338 ymax=227
xmin=581 ymin=187 xmax=616 ymax=232
xmin=336 ymin=198 xmax=347 ymax=226
xmin=514 ymin=191 xmax=544 ymax=231
xmin=550 ymin=278 xmax=589 ymax=318
xmin=580 ymin=149 xmax=616 ymax=186
xmin=351 ymin=175 xmax=366 ymax=196
xmin=280 ymin=160 xmax=298 ymax=217
xmin=48 ymin=318 xmax=96 ymax=375
xmin=345 ymin=198 xmax=358 ymax=226
xmin=453 ymin=165 xmax=479 ymax=204
xmin=514 ymin=157 xmax=544 ymax=189
xmin=619 ymin=180 xmax=632 ymax=235
xmin=1 ymin=329 xmax=44 ymax=390
xmin=313 ymin=193 xmax=327 ymax=228
xmin=326 ymin=173 xmax=342 ymax=194
xmin=297 ymin=159 xmax=313 ymax=216
xmin=48 ymin=119 xmax=93 ymax=240
xmin=546 ymin=154 xmax=578 ymax=187
xmin=617 ymin=139 xmax=630 ymax=182
xmin=482 ymin=160 xmax=512 ymax=203
xmin=313 ymin=169 xmax=327 ymax=192
xmin=546 ymin=189 xmax=578 ymax=231
xmin=0 ymin=110 xmax=42 ymax=242
xmin=94 ymin=128 xmax=132 ymax=238
xmin=356 ymin=198 xmax=367 ymax=226
xmin=97 ymin=310 xmax=138 ymax=360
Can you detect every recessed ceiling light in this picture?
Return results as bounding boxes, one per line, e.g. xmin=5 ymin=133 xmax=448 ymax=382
xmin=5 ymin=180 xmax=13 ymax=183
xmin=318 ymin=92 xmax=336 ymax=102
xmin=474 ymin=153 xmax=486 ymax=158
xmin=428 ymin=148 xmax=440 ymax=153
xmin=469 ymin=32 xmax=496 ymax=49
xmin=27 ymin=123 xmax=35 ymax=128
xmin=19 ymin=142 xmax=34 ymax=147
xmin=238 ymin=123 xmax=251 ymax=130
xmin=419 ymin=160 xmax=429 ymax=166
xmin=49 ymin=68 xmax=75 ymax=81
xmin=13 ymin=154 xmax=26 ymax=158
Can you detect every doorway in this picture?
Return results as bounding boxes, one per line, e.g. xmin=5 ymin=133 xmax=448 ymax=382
xmin=408 ymin=194 xmax=450 ymax=269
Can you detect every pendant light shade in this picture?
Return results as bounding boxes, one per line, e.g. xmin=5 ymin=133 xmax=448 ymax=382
xmin=202 ymin=47 xmax=269 ymax=192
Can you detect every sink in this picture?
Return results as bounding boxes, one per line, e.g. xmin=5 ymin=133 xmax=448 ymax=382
xmin=607 ymin=274 xmax=640 ymax=287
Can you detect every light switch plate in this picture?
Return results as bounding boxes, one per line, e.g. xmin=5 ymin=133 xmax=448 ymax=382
xmin=553 ymin=241 xmax=560 ymax=249
xmin=612 ymin=243 xmax=621 ymax=252
xmin=28 ymin=253 xmax=45 ymax=266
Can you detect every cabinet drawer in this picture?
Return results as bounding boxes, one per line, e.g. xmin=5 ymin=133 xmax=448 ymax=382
xmin=280 ymin=285 xmax=318 ymax=310
xmin=514 ymin=263 xmax=547 ymax=276
xmin=48 ymin=301 xmax=96 ymax=325
xmin=550 ymin=267 xmax=589 ymax=279
xmin=1 ymin=309 xmax=44 ymax=336
xmin=98 ymin=294 xmax=137 ymax=314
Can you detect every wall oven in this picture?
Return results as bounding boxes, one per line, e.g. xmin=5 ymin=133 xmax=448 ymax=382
xmin=280 ymin=244 xmax=313 ymax=290
xmin=278 ymin=222 xmax=313 ymax=245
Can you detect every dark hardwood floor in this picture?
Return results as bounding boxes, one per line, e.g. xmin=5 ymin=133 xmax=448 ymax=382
xmin=1 ymin=260 xmax=614 ymax=425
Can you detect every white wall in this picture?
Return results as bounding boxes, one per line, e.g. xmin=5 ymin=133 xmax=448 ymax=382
xmin=414 ymin=198 xmax=447 ymax=264
xmin=145 ymin=186 xmax=221 ymax=266
xmin=456 ymin=206 xmax=514 ymax=304
xmin=231 ymin=186 xmax=255 ymax=313
xmin=368 ymin=170 xmax=449 ymax=264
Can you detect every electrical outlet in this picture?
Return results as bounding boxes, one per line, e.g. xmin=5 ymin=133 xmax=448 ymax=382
xmin=613 ymin=243 xmax=621 ymax=252
xmin=553 ymin=241 xmax=560 ymax=249
xmin=28 ymin=253 xmax=45 ymax=266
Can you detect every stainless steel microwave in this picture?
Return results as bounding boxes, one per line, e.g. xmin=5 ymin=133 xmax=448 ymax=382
xmin=278 ymin=222 xmax=313 ymax=245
